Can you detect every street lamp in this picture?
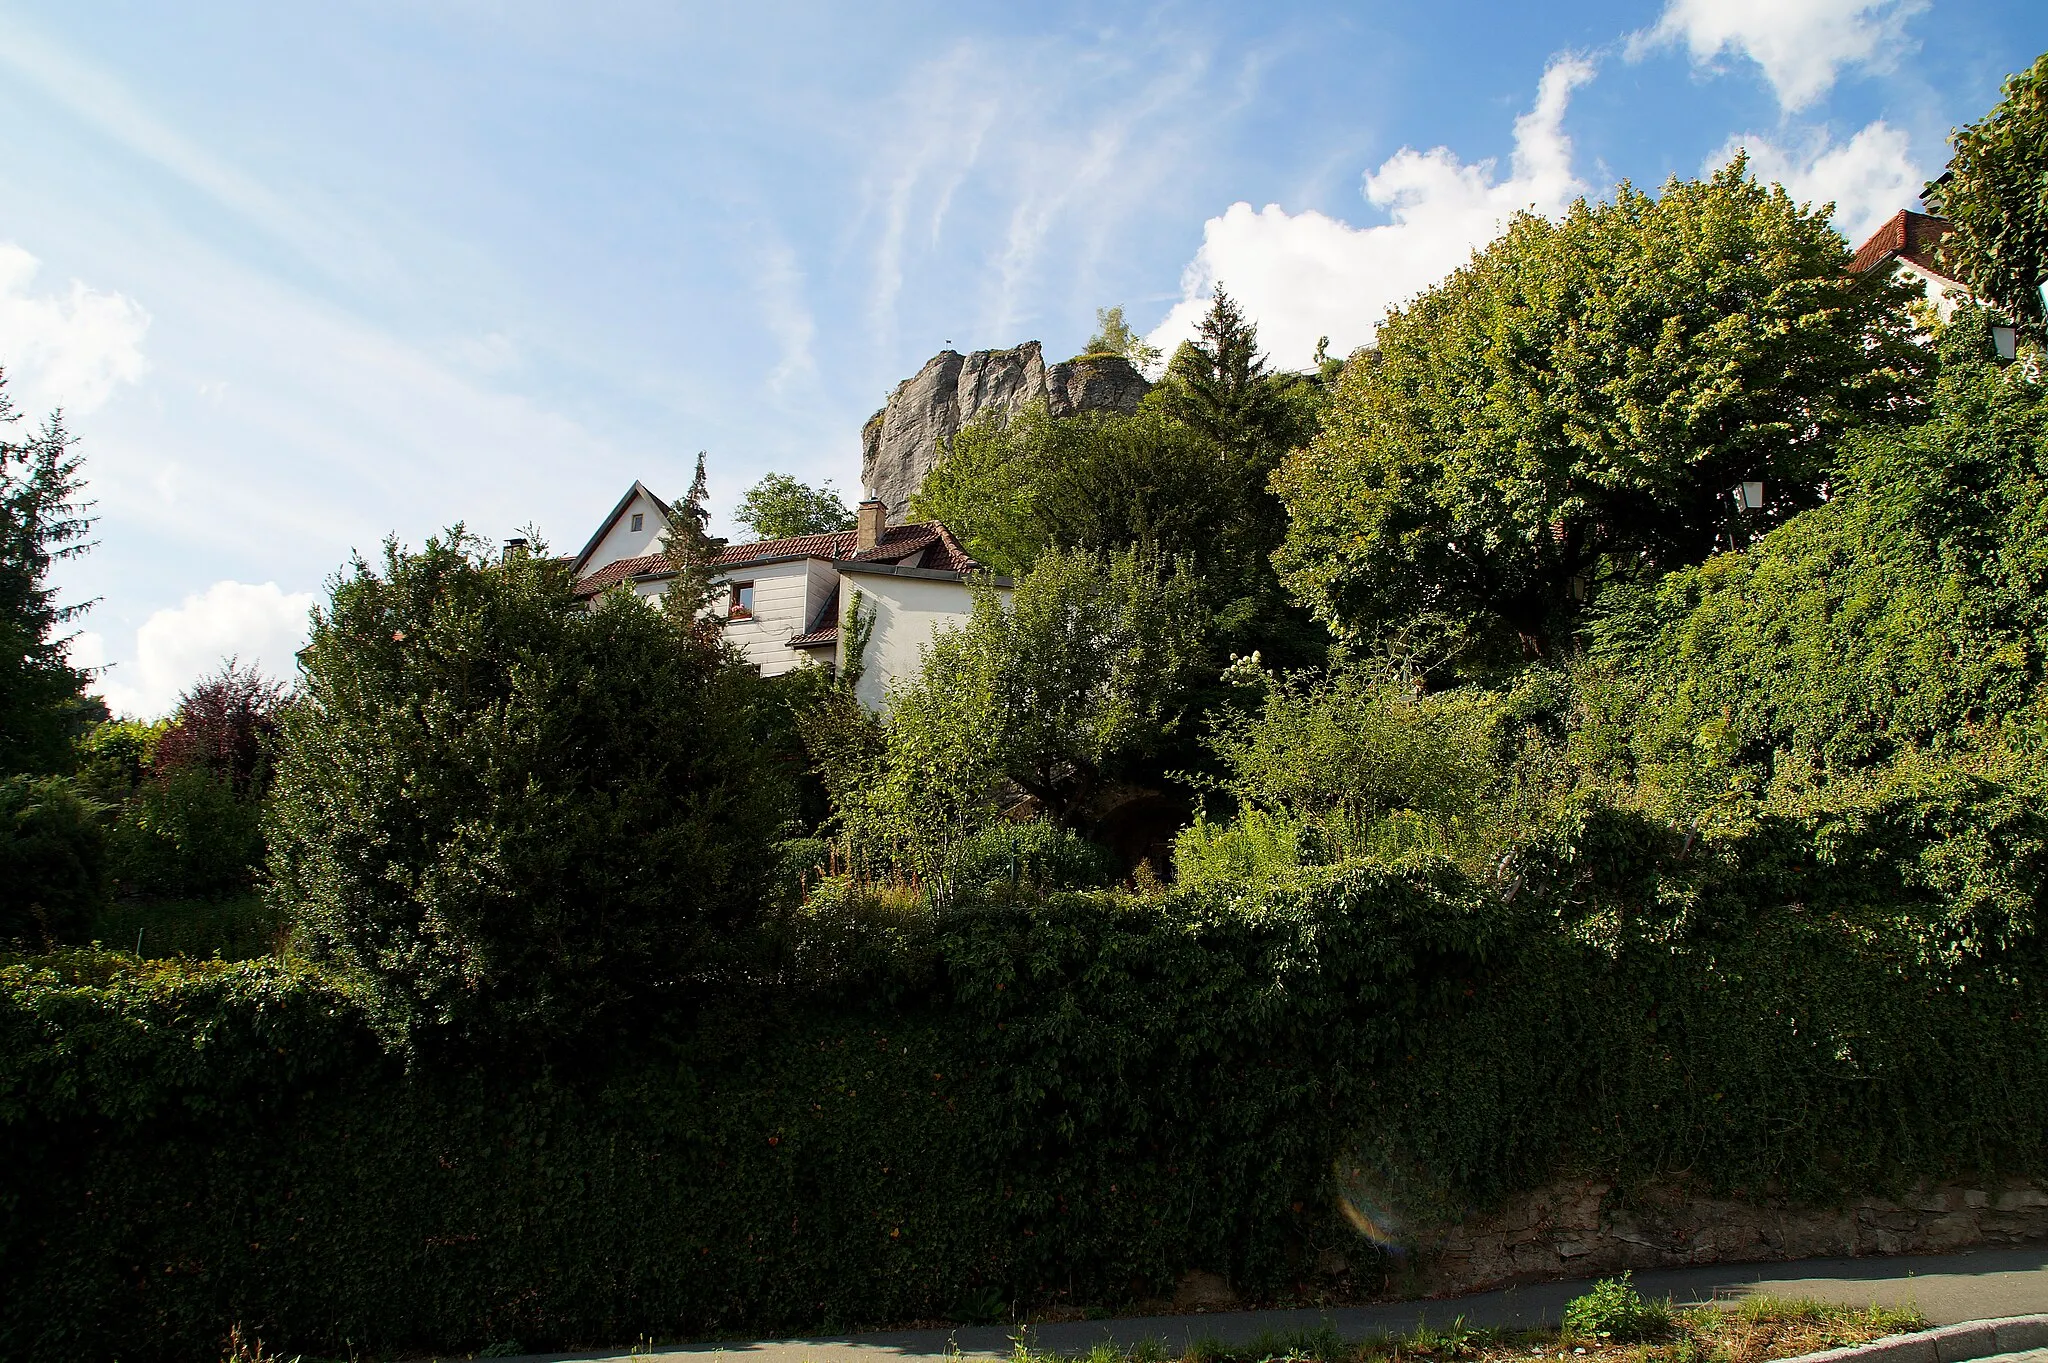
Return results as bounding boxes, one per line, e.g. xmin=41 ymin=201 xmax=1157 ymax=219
xmin=1730 ymin=480 xmax=1765 ymax=511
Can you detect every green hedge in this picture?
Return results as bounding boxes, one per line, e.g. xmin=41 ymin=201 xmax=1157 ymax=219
xmin=3 ymin=813 xmax=2044 ymax=1362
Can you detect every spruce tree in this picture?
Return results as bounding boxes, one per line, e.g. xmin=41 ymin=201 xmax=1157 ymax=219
xmin=1161 ymin=286 xmax=1298 ymax=455
xmin=659 ymin=451 xmax=728 ymax=630
xmin=0 ymin=373 xmax=99 ymax=774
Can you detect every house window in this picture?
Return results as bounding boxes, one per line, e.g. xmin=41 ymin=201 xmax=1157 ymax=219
xmin=728 ymin=582 xmax=754 ymax=619
xmin=630 ymin=512 xmax=644 ymax=532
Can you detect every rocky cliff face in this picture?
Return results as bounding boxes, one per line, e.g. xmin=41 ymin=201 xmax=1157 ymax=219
xmin=861 ymin=342 xmax=1151 ymax=519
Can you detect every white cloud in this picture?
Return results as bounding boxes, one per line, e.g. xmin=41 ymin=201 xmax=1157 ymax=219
xmin=72 ymin=580 xmax=315 ymax=719
xmin=1711 ymin=120 xmax=1924 ymax=242
xmin=1147 ymin=55 xmax=1597 ymax=370
xmin=1629 ymin=0 xmax=1926 ymax=113
xmin=0 ymin=243 xmax=150 ymax=415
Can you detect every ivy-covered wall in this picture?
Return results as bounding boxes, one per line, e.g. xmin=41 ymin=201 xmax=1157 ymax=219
xmin=3 ymin=813 xmax=2043 ymax=1363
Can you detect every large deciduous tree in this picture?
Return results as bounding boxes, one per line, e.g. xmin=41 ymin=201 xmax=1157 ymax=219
xmin=819 ymin=548 xmax=1207 ymax=869
xmin=735 ymin=472 xmax=855 ymax=541
xmin=268 ymin=528 xmax=790 ymax=1049
xmin=1273 ymin=159 xmax=1926 ymax=665
xmin=0 ymin=373 xmax=99 ymax=775
xmin=1934 ymin=51 xmax=2048 ymax=329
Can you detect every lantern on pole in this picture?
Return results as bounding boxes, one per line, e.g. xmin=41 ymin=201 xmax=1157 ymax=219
xmin=1730 ymin=481 xmax=1764 ymax=511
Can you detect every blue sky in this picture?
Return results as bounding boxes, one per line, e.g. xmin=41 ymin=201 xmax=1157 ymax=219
xmin=2 ymin=0 xmax=2042 ymax=714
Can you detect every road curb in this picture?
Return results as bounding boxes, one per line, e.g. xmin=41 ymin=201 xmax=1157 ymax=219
xmin=1785 ymin=1316 xmax=2048 ymax=1363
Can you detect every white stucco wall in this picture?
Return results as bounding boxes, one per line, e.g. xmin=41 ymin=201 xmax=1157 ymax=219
xmin=579 ymin=489 xmax=671 ymax=576
xmin=838 ymin=569 xmax=1003 ymax=711
xmin=1894 ymin=259 xmax=1970 ymax=324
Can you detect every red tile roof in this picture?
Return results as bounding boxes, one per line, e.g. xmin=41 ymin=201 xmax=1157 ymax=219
xmin=571 ymin=522 xmax=978 ymax=596
xmin=1850 ymin=210 xmax=1964 ymax=285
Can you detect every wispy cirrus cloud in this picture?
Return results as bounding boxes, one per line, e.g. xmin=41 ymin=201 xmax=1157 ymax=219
xmin=850 ymin=20 xmax=1275 ymax=354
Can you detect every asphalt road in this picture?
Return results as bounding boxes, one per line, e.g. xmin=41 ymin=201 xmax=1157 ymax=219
xmin=518 ymin=1245 xmax=2048 ymax=1363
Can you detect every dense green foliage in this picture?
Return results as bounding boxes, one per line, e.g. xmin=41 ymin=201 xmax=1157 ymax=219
xmin=1562 ymin=1275 xmax=1669 ymax=1343
xmin=1275 ymin=160 xmax=1925 ymax=664
xmin=1934 ymin=51 xmax=2048 ymax=328
xmin=914 ymin=293 xmax=1330 ymax=675
xmin=0 ymin=774 xmax=105 ymax=946
xmin=737 ymin=472 xmax=857 ymax=540
xmin=267 ymin=530 xmax=792 ymax=1048
xmin=10 ymin=64 xmax=2048 ymax=1363
xmin=1591 ymin=316 xmax=2048 ymax=786
xmin=944 ymin=818 xmax=1120 ymax=896
xmin=6 ymin=796 xmax=2043 ymax=1361
xmin=811 ymin=547 xmax=1208 ymax=867
xmin=914 ymin=404 xmax=1252 ymax=582
xmin=0 ymin=376 xmax=99 ymax=776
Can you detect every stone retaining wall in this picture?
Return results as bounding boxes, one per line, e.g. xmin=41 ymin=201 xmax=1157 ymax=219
xmin=1415 ymin=1177 xmax=2048 ymax=1294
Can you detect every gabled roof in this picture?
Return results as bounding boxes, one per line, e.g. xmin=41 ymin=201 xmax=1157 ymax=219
xmin=1851 ymin=210 xmax=1965 ymax=286
xmin=570 ymin=521 xmax=981 ymax=597
xmin=568 ymin=481 xmax=672 ymax=577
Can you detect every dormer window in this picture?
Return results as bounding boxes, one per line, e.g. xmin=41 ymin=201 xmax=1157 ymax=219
xmin=630 ymin=512 xmax=645 ymax=532
xmin=729 ymin=582 xmax=755 ymax=619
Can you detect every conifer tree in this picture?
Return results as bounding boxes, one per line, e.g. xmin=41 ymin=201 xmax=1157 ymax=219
xmin=1161 ymin=286 xmax=1299 ymax=456
xmin=0 ymin=373 xmax=99 ymax=773
xmin=660 ymin=452 xmax=728 ymax=629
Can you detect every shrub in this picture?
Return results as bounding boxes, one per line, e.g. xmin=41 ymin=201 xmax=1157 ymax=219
xmin=153 ymin=660 xmax=286 ymax=797
xmin=266 ymin=530 xmax=793 ymax=1048
xmin=1205 ymin=666 xmax=1499 ymax=826
xmin=945 ymin=819 xmax=1119 ymax=897
xmin=72 ymin=717 xmax=167 ymax=804
xmin=1562 ymin=1274 xmax=1670 ymax=1342
xmin=110 ymin=765 xmax=266 ymax=898
xmin=1172 ymin=808 xmax=1317 ymax=892
xmin=0 ymin=775 xmax=104 ymax=946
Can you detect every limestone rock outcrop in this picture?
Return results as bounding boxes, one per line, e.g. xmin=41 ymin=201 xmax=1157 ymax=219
xmin=861 ymin=342 xmax=1151 ymax=519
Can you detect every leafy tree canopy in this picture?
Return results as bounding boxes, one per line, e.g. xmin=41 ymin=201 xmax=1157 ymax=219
xmin=1934 ymin=50 xmax=2048 ymax=328
xmin=735 ymin=471 xmax=856 ymax=541
xmin=1076 ymin=304 xmax=1161 ymax=370
xmin=1591 ymin=309 xmax=2048 ymax=786
xmin=0 ymin=372 xmax=100 ymax=774
xmin=268 ymin=527 xmax=792 ymax=1049
xmin=814 ymin=548 xmax=1208 ymax=871
xmin=1274 ymin=158 xmax=1927 ymax=666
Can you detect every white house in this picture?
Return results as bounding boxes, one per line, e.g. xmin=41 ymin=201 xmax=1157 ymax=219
xmin=565 ymin=482 xmax=1001 ymax=710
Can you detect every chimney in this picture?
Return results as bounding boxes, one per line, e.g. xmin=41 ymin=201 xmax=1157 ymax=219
xmin=856 ymin=499 xmax=887 ymax=552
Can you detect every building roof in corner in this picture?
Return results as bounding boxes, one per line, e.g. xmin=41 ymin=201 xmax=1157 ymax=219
xmin=570 ymin=521 xmax=979 ymax=597
xmin=567 ymin=480 xmax=672 ymax=577
xmin=1850 ymin=210 xmax=1965 ymax=286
